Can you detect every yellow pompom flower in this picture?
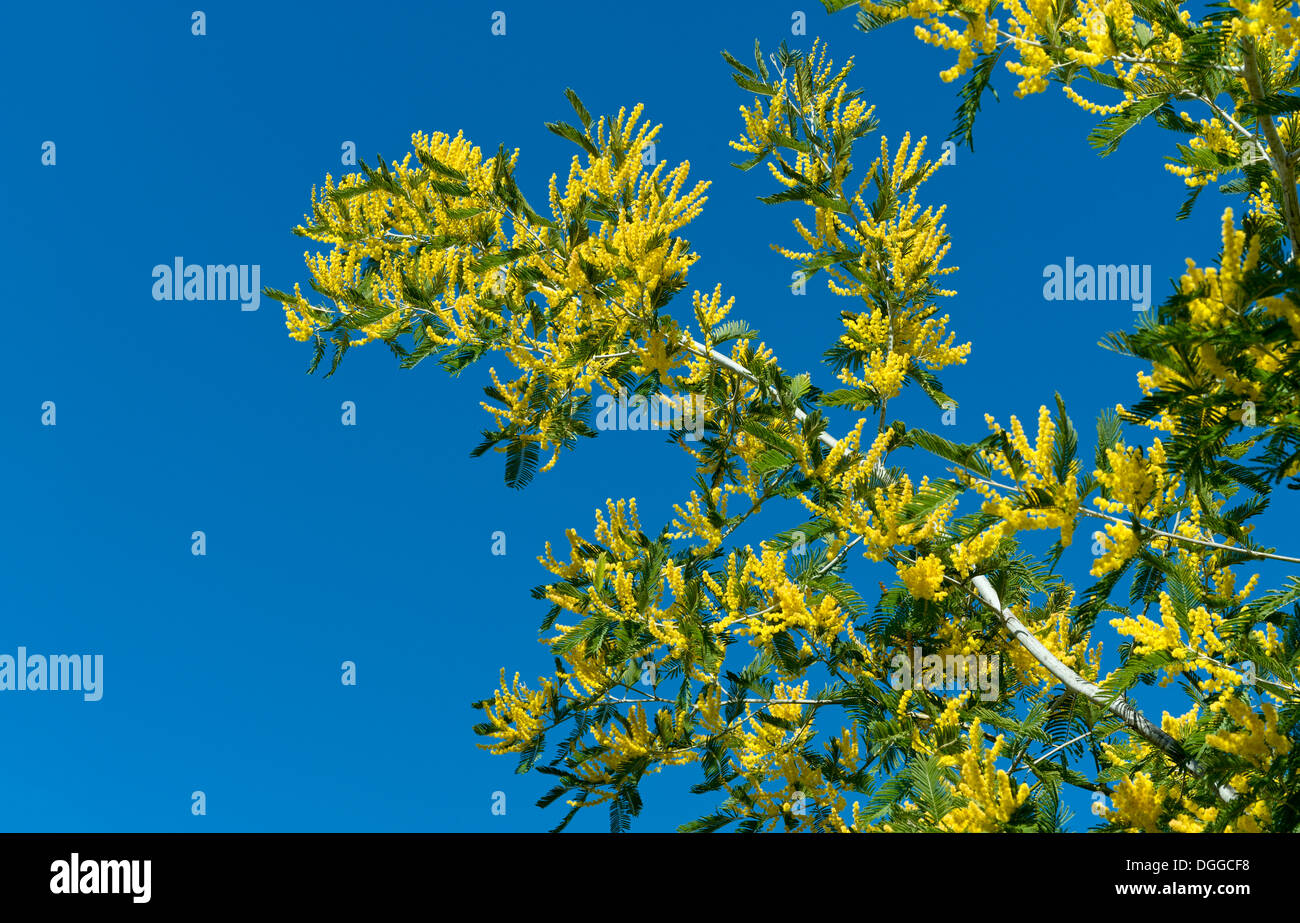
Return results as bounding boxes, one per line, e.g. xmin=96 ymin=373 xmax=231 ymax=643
xmin=938 ymin=719 xmax=1032 ymax=831
xmin=898 ymin=554 xmax=948 ymax=600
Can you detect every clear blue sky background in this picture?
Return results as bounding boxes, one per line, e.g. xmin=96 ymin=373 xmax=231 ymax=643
xmin=2 ymin=1 xmax=1289 ymax=832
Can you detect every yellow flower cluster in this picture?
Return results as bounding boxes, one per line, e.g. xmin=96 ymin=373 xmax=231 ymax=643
xmin=770 ymin=130 xmax=969 ymax=401
xmin=805 ymin=469 xmax=958 ymax=564
xmin=543 ymin=117 xmax=709 ymax=311
xmin=1133 ymin=208 xmax=1300 ymax=434
xmin=668 ymin=486 xmax=730 ymax=555
xmin=834 ymin=310 xmax=968 ymax=408
xmin=633 ymin=328 xmax=683 ymax=383
xmin=592 ymin=705 xmax=698 ymax=769
xmin=1061 ymin=84 xmax=1132 ymax=115
xmin=1176 ymin=208 xmax=1299 ymax=404
xmin=723 ymin=682 xmax=858 ymax=830
xmin=282 ymin=283 xmax=316 ymax=342
xmin=1054 ymin=0 xmax=1184 ymax=113
xmin=1063 ymin=0 xmax=1122 ymax=67
xmin=1162 ymin=704 xmax=1200 ymax=741
xmin=1004 ymin=593 xmax=1101 ymax=689
xmin=1181 ymin=208 xmax=1257 ymax=329
xmin=1090 ymin=522 xmax=1141 ymax=577
xmin=282 ymin=103 xmax=720 ymax=480
xmin=477 ymin=669 xmax=554 ymax=755
xmin=1095 ymin=439 xmax=1168 ymax=514
xmin=1228 ymin=0 xmax=1300 ymax=55
xmin=732 ymin=45 xmax=968 ymax=412
xmin=1206 ymin=698 xmax=1292 ymax=768
xmin=678 ymin=337 xmax=775 ymax=485
xmin=1105 ymin=771 xmax=1164 ymax=832
xmin=938 ymin=720 xmax=1031 ymax=831
xmin=283 ymin=130 xmax=514 ymax=348
xmin=1002 ymin=0 xmax=1057 ymax=96
xmin=540 ymin=498 xmax=643 ymax=581
xmin=857 ymin=0 xmax=1188 ymax=113
xmin=952 ymin=406 xmax=1079 ymax=576
xmin=1090 ymin=437 xmax=1176 ymax=576
xmin=538 ymin=499 xmax=718 ymax=689
xmin=731 ymin=80 xmax=790 ymax=160
xmin=1229 ymin=797 xmax=1273 ymax=832
xmin=800 ymin=423 xmax=935 ymax=561
xmin=1110 ymin=591 xmax=1241 ymax=692
xmin=730 ymin=40 xmax=859 ymax=180
xmin=860 ymin=0 xmax=1000 ymax=84
xmin=1166 ymin=116 xmax=1242 ymax=188
xmin=898 ymin=554 xmax=948 ymax=600
xmin=1168 ymin=797 xmax=1219 ymax=833
xmin=739 ymin=545 xmax=848 ymax=649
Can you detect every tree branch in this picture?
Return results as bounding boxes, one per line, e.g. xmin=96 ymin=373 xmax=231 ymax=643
xmin=1244 ymin=39 xmax=1300 ymax=260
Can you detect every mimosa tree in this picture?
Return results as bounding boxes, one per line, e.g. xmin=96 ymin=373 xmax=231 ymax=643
xmin=267 ymin=1 xmax=1299 ymax=831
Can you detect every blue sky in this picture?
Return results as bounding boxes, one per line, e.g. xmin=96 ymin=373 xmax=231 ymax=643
xmin=2 ymin=1 xmax=1287 ymax=832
